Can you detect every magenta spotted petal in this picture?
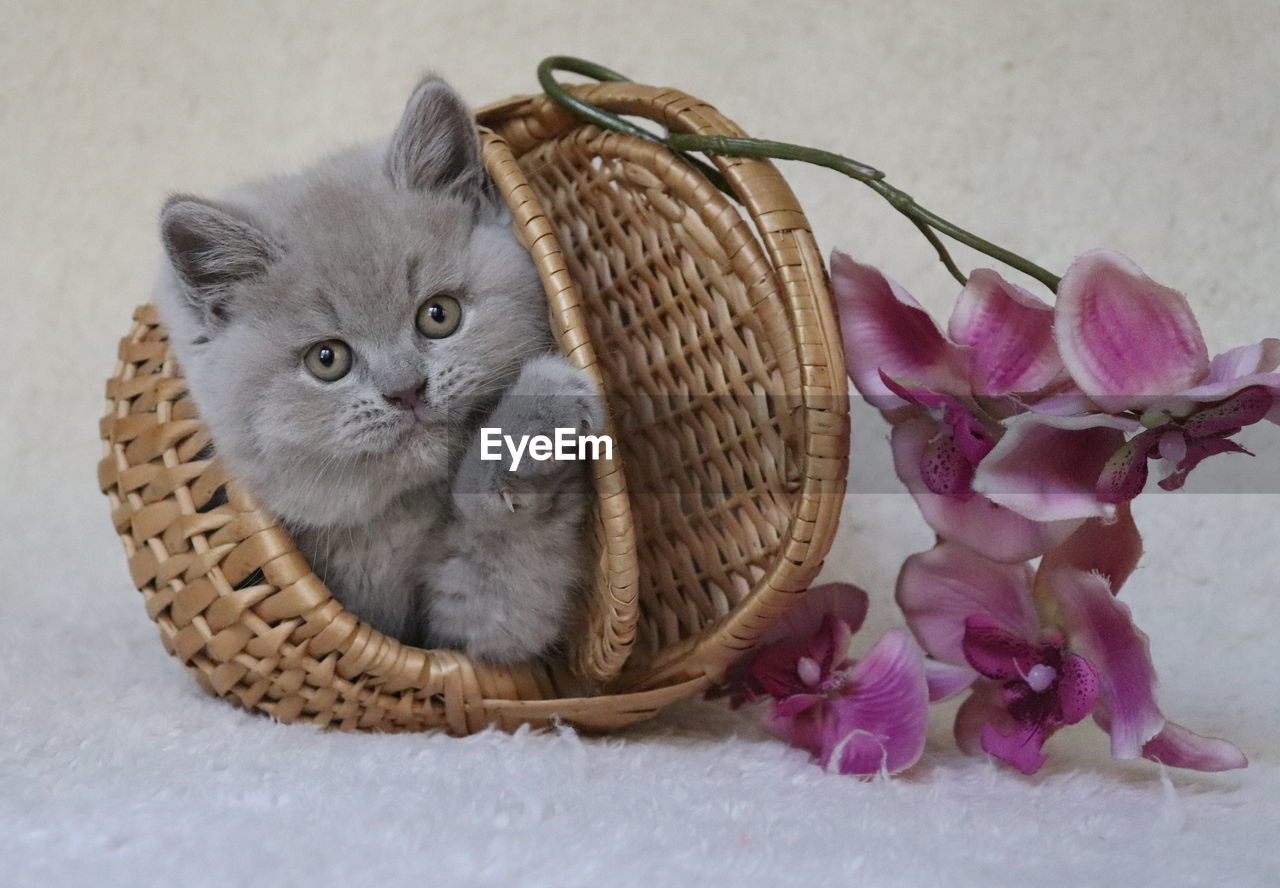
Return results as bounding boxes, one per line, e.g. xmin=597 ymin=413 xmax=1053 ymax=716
xmin=1096 ymin=433 xmax=1160 ymax=503
xmin=1173 ymin=341 xmax=1280 ymax=416
xmin=748 ymin=613 xmax=852 ymax=700
xmin=960 ymin=615 xmax=1046 ymax=681
xmin=1181 ymin=385 xmax=1273 ymax=438
xmin=879 ymin=372 xmax=996 ymax=470
xmin=953 ymin=612 xmax=1101 ymax=775
xmin=1057 ymin=653 xmax=1102 ymax=725
xmin=891 ymin=419 xmax=1081 ymax=562
xmin=960 ymin=620 xmax=1099 ymax=725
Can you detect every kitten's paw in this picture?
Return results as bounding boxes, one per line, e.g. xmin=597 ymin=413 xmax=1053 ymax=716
xmin=499 ymin=353 xmax=605 ymax=443
xmin=453 ymin=354 xmax=604 ymax=519
xmin=426 ymin=558 xmax=566 ymax=663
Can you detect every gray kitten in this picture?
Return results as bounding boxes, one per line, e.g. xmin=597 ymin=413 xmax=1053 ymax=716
xmin=154 ymin=77 xmax=602 ymax=662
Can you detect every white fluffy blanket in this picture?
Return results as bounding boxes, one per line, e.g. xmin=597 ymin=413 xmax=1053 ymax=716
xmin=3 ymin=1 xmax=1277 ymax=885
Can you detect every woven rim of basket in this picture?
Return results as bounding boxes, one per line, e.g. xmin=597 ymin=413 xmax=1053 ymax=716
xmin=479 ymin=83 xmax=848 ymax=689
xmin=99 ymin=80 xmax=848 ymax=734
xmin=479 ymin=129 xmax=640 ymax=682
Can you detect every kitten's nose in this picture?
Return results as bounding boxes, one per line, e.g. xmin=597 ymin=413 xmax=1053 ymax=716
xmin=382 ymin=381 xmax=427 ymax=411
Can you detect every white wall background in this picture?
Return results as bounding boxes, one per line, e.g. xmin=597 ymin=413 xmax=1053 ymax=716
xmin=3 ymin=2 xmax=1278 ymax=885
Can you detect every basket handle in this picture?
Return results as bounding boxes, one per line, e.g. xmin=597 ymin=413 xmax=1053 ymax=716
xmin=537 ymin=56 xmax=1061 ymax=294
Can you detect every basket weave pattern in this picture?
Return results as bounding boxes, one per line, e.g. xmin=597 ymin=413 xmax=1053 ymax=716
xmin=98 ymin=82 xmax=849 ymax=734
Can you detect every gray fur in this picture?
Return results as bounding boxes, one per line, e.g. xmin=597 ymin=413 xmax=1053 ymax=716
xmin=154 ymin=76 xmax=600 ymax=662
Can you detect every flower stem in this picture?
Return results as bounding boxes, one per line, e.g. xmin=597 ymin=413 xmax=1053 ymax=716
xmin=536 ymin=55 xmax=1063 ymax=294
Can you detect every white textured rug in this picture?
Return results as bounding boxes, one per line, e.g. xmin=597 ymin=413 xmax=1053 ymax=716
xmin=3 ymin=1 xmax=1279 ymax=885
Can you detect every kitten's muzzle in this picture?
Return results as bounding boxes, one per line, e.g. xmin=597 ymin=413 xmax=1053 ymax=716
xmin=383 ymin=381 xmax=428 ymax=412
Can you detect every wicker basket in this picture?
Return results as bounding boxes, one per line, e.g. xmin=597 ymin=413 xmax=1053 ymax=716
xmin=97 ymin=80 xmax=849 ymax=734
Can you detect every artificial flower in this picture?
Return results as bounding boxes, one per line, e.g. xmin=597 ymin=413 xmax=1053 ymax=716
xmin=831 ymin=251 xmax=1083 ymax=561
xmin=732 ymin=583 xmax=934 ymax=776
xmin=896 ymin=539 xmax=1247 ymax=775
xmin=975 ymin=250 xmax=1280 ymax=517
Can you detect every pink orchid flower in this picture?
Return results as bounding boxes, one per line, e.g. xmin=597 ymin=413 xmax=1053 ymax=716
xmin=830 ymin=250 xmax=1086 ymax=562
xmin=733 ymin=583 xmax=945 ymax=776
xmin=896 ymin=538 xmax=1247 ymax=775
xmin=975 ymin=250 xmax=1280 ymax=519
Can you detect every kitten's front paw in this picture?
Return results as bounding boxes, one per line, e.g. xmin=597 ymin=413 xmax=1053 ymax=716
xmin=426 ymin=557 xmax=566 ymax=663
xmin=454 ymin=354 xmax=605 ymax=519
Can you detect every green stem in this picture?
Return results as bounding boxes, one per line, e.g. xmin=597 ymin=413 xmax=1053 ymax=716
xmin=535 ymin=55 xmax=1063 ymax=293
xmin=536 ymin=57 xmax=733 ymax=193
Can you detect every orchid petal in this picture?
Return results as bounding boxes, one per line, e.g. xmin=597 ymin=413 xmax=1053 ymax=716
xmin=954 ymin=681 xmax=1010 ymax=756
xmin=771 ymin=692 xmax=824 ymax=719
xmin=880 ymin=371 xmax=996 ymax=467
xmin=947 ymin=412 xmax=998 ymax=467
xmin=749 ymin=613 xmax=852 ymax=699
xmin=1056 ymin=653 xmax=1101 ymax=725
xmin=1054 ymin=249 xmax=1209 ymax=410
xmin=1157 ymin=436 xmax=1253 ymax=491
xmin=948 ymin=268 xmax=1063 ymax=395
xmin=1167 ymin=372 xmax=1280 ymax=419
xmin=1048 ymin=568 xmax=1164 ymax=758
xmin=1158 ymin=429 xmax=1188 ymax=465
xmin=1095 ymin=432 xmax=1159 ymax=504
xmin=892 ymin=419 xmax=1081 ymax=562
xmin=980 ymin=720 xmax=1050 ymax=775
xmin=764 ymin=699 xmax=828 ymax=759
xmin=830 ymin=250 xmax=970 ymax=407
xmin=1022 ymin=390 xmax=1103 ymax=416
xmin=1181 ymin=385 xmax=1273 ymax=438
xmin=1140 ymin=720 xmax=1248 ymax=772
xmin=972 ymin=414 xmax=1132 ymax=521
xmin=748 ymin=642 xmax=821 ymax=700
xmin=743 ymin=583 xmax=871 ymax=702
xmin=896 ymin=541 xmax=1039 ymax=667
xmin=1205 ymin=339 xmax=1280 ymax=381
xmin=1039 ymin=502 xmax=1143 ymax=593
xmin=820 ymin=629 xmax=929 ymax=775
xmin=961 ymin=615 xmax=1044 ymax=681
xmin=877 ymin=371 xmax=957 ymax=413
xmin=724 ymin=583 xmax=869 ymax=705
xmin=926 ymin=659 xmax=976 ymax=702
xmin=919 ymin=429 xmax=978 ymax=498
xmin=757 ymin=582 xmax=870 ymax=648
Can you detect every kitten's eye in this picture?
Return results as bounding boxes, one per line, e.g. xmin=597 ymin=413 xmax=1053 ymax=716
xmin=415 ymin=294 xmax=462 ymax=339
xmin=303 ymin=339 xmax=353 ymax=381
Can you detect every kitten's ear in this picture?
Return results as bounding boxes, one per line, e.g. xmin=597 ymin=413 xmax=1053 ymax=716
xmin=386 ymin=77 xmax=488 ymax=204
xmin=160 ymin=196 xmax=279 ymax=324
